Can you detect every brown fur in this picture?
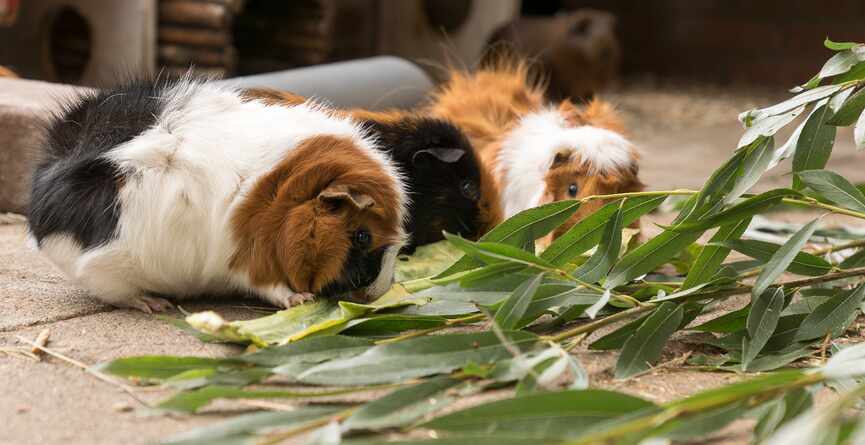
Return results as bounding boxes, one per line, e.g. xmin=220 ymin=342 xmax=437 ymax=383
xmin=0 ymin=66 xmax=17 ymax=78
xmin=427 ymin=60 xmax=643 ymax=239
xmin=426 ymin=60 xmax=545 ymax=168
xmin=241 ymin=88 xmax=306 ymax=106
xmin=229 ymin=135 xmax=402 ymax=294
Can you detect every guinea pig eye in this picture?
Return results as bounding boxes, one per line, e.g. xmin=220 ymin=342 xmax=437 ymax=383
xmin=354 ymin=229 xmax=372 ymax=248
xmin=460 ymin=180 xmax=480 ymax=200
xmin=567 ymin=183 xmax=579 ymax=197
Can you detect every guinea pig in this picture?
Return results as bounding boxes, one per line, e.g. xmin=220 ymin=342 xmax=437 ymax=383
xmin=486 ymin=9 xmax=621 ymax=101
xmin=28 ymin=77 xmax=408 ymax=313
xmin=242 ymin=88 xmax=503 ymax=254
xmin=348 ymin=108 xmax=501 ymax=253
xmin=426 ymin=60 xmax=643 ymax=243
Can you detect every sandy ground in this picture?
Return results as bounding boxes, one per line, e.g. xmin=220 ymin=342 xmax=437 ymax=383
xmin=2 ymin=81 xmax=864 ymax=445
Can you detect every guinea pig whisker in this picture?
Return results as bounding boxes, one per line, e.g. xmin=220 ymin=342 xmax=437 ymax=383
xmin=456 ymin=216 xmax=471 ymax=235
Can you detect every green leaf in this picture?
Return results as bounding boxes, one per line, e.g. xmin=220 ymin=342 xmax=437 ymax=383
xmin=341 ymin=314 xmax=447 ymax=336
xmin=494 ymin=273 xmax=545 ymax=330
xmin=589 ymin=314 xmax=648 ymax=350
xmin=457 ymin=263 xmax=526 ymax=288
xmin=655 ymin=401 xmax=747 ymax=440
xmin=691 ymin=305 xmax=749 ymax=333
xmin=743 ymin=85 xmax=843 ymax=124
xmin=343 ymin=377 xmax=461 ymax=431
xmin=422 ymin=390 xmax=655 ymax=439
xmin=856 ymin=104 xmax=865 ymax=150
xmin=161 ymin=406 xmax=345 ymax=445
xmin=825 ymin=38 xmax=860 ymax=51
xmin=734 ymin=346 xmax=812 ymax=372
xmin=841 ymin=248 xmax=865 ymax=269
xmin=669 ymin=189 xmax=797 ymax=232
xmin=742 ymin=288 xmax=785 ymax=371
xmin=605 ymin=230 xmax=704 ymax=289
xmin=435 ymin=200 xmax=581 ymax=278
xmin=97 ymin=356 xmax=244 ymax=381
xmin=738 ymin=106 xmax=805 ymax=148
xmin=827 ymin=87 xmax=865 ymax=126
xmin=298 ymin=331 xmax=539 ymax=385
xmin=156 ymin=385 xmax=353 ymax=413
xmin=572 ymin=206 xmax=623 ymax=283
xmin=520 ymin=287 xmax=600 ymax=328
xmin=715 ymin=239 xmax=831 ymax=276
xmin=797 ymin=169 xmax=865 ymax=212
xmin=752 ymin=218 xmax=822 ymax=297
xmin=818 ymin=50 xmax=861 ymax=79
xmin=753 ymin=388 xmax=814 ymax=444
xmin=726 ymin=137 xmax=776 ymax=204
xmin=240 ymin=336 xmax=370 ymax=376
xmin=186 ymin=290 xmax=426 ymax=346
xmin=792 ymin=104 xmax=837 ymax=190
xmin=615 ymin=302 xmax=684 ymax=379
xmin=541 ymin=196 xmax=665 ymax=266
xmin=444 ymin=234 xmax=555 ymax=270
xmin=795 ymin=284 xmax=865 ymax=341
xmin=682 ymin=218 xmax=751 ymax=289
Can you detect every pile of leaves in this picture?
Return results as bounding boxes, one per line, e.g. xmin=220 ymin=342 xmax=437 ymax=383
xmin=99 ymin=39 xmax=865 ymax=445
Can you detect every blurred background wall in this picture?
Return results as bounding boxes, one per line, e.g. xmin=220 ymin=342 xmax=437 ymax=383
xmin=0 ymin=0 xmax=863 ymax=88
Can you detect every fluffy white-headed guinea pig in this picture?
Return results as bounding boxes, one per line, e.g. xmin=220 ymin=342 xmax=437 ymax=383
xmin=244 ymin=89 xmax=503 ymax=254
xmin=426 ymin=60 xmax=643 ymax=242
xmin=28 ymin=77 xmax=408 ymax=313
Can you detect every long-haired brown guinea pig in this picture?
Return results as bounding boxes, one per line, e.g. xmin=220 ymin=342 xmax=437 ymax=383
xmin=27 ymin=77 xmax=408 ymax=313
xmin=426 ymin=59 xmax=643 ymax=243
xmin=245 ymin=88 xmax=503 ymax=254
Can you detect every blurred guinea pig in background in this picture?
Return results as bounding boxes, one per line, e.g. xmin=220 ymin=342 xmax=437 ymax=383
xmin=487 ymin=9 xmax=621 ymax=102
xmin=426 ymin=59 xmax=643 ymax=245
xmin=244 ymin=88 xmax=503 ymax=254
xmin=0 ymin=65 xmax=16 ymax=77
xmin=28 ymin=78 xmax=408 ymax=313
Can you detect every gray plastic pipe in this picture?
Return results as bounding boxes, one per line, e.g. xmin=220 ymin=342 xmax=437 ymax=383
xmin=217 ymin=56 xmax=434 ymax=110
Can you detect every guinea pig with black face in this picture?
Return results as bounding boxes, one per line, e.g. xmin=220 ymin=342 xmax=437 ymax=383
xmin=28 ymin=78 xmax=408 ymax=313
xmin=350 ymin=110 xmax=502 ymax=253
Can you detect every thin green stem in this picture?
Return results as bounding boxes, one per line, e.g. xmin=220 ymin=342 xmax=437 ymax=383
xmin=783 ymin=197 xmax=865 ymax=220
xmin=578 ymin=189 xmax=697 ymax=203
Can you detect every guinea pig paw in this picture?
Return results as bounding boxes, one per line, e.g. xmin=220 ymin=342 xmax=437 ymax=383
xmin=281 ymin=292 xmax=315 ymax=308
xmin=128 ymin=296 xmax=174 ymax=314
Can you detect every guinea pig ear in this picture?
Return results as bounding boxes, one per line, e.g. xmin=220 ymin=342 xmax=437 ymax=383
xmin=412 ymin=148 xmax=466 ymax=166
xmin=318 ymin=184 xmax=375 ymax=211
xmin=552 ymin=149 xmax=573 ymax=167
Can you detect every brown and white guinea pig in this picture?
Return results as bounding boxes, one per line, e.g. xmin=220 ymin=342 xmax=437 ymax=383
xmin=27 ymin=77 xmax=408 ymax=313
xmin=244 ymin=88 xmax=502 ymax=254
xmin=426 ymin=60 xmax=643 ymax=243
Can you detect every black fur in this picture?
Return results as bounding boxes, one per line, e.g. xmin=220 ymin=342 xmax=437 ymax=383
xmin=28 ymin=80 xmax=168 ymax=249
xmin=361 ymin=118 xmax=484 ymax=253
xmin=319 ymin=244 xmax=388 ymax=300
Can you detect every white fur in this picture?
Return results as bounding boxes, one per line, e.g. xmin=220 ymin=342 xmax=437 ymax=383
xmin=497 ymin=108 xmax=636 ymax=218
xmin=37 ymin=80 xmax=408 ymax=310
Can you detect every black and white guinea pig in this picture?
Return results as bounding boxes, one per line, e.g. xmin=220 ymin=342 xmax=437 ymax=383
xmin=347 ymin=109 xmax=503 ymax=254
xmin=242 ymin=89 xmax=503 ymax=254
xmin=28 ymin=78 xmax=408 ymax=313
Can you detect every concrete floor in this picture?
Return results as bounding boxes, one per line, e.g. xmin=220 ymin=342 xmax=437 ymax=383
xmin=2 ymin=82 xmax=864 ymax=445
